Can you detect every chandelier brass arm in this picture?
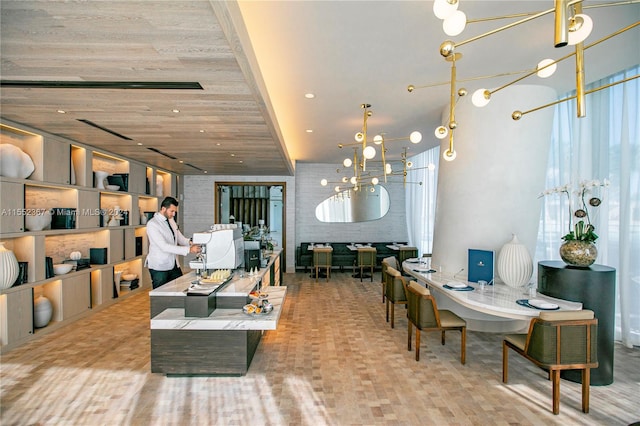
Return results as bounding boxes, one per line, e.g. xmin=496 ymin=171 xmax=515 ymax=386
xmin=512 ymin=73 xmax=639 ymax=120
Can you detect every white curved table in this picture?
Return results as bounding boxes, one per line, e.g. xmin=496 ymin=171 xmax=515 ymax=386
xmin=402 ymin=261 xmax=582 ymax=333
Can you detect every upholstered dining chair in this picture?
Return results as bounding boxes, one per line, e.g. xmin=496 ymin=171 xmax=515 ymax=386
xmin=404 ymin=280 xmax=466 ymax=364
xmin=313 ymin=246 xmax=333 ymax=283
xmin=385 ymin=267 xmax=408 ymax=329
xmin=503 ymin=309 xmax=598 ymax=415
xmin=356 ymin=247 xmax=377 ymax=282
xmin=381 ymin=256 xmax=399 ymax=303
xmin=398 ymin=246 xmax=418 ymax=264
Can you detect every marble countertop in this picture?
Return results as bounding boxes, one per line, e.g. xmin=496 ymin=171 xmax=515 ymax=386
xmin=151 ymin=286 xmax=287 ymax=330
xmin=149 ymin=249 xmax=282 ymax=297
xmin=402 ymin=261 xmax=582 ymax=320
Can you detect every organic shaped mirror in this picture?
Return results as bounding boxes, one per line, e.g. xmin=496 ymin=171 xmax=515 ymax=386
xmin=315 ymin=185 xmax=390 ymax=223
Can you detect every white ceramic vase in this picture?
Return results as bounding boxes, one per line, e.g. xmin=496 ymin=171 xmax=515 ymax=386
xmin=34 ymin=295 xmax=53 ymax=328
xmin=0 ymin=144 xmax=35 ymax=179
xmin=0 ymin=242 xmax=20 ymax=290
xmin=497 ymin=234 xmax=533 ymax=288
xmin=94 ymin=170 xmax=109 ymax=189
xmin=156 ymin=175 xmax=164 ymax=197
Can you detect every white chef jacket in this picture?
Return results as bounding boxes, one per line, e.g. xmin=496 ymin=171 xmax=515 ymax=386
xmin=145 ymin=212 xmax=191 ymax=271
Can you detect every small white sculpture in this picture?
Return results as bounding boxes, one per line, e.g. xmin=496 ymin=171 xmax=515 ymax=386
xmin=0 ymin=144 xmax=35 ymax=179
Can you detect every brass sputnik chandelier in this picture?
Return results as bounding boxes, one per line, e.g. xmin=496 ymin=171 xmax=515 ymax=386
xmin=320 ymin=104 xmax=425 ymax=192
xmin=409 ymin=0 xmax=639 ymax=161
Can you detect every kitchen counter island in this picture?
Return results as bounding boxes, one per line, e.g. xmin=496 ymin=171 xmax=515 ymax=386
xmin=149 ymin=250 xmax=285 ymax=376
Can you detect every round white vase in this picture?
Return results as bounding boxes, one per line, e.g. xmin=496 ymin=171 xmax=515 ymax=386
xmin=34 ymin=295 xmax=53 ymax=328
xmin=0 ymin=144 xmax=35 ymax=179
xmin=497 ymin=234 xmax=533 ymax=288
xmin=94 ymin=170 xmax=109 ymax=189
xmin=0 ymin=242 xmax=20 ymax=290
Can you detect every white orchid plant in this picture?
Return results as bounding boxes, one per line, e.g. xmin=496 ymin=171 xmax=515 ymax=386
xmin=539 ymin=179 xmax=610 ymax=243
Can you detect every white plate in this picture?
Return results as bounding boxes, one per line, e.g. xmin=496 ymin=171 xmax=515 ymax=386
xmin=405 ymin=258 xmax=420 ymax=263
xmin=447 ymin=281 xmax=468 ymax=288
xmin=529 ymin=299 xmax=559 ymax=310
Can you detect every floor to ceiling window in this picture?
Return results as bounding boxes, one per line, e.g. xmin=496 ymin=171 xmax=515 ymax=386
xmin=405 ymin=146 xmax=439 ymax=256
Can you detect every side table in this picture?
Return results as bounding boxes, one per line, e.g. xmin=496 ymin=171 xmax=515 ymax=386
xmin=538 ymin=260 xmax=616 ymax=385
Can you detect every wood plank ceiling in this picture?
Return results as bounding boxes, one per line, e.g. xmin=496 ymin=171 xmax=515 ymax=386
xmin=0 ymin=0 xmax=293 ymax=176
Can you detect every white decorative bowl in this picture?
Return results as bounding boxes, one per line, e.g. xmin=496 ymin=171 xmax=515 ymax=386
xmin=122 ymin=273 xmax=137 ymax=281
xmin=105 ymin=184 xmax=120 ymax=191
xmin=25 ymin=211 xmax=52 ymax=231
xmin=53 ymin=264 xmax=73 ymax=275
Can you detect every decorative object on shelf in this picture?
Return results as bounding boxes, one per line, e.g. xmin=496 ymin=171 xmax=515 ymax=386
xmin=13 ymin=261 xmax=28 ymax=286
xmin=25 ymin=209 xmax=52 ymax=231
xmin=69 ymin=251 xmax=82 ymax=260
xmin=105 ymin=184 xmax=120 ymax=191
xmin=51 ymin=207 xmax=76 ymax=230
xmin=122 ymin=273 xmax=137 ymax=281
xmin=45 ymin=256 xmax=54 ymax=278
xmin=156 ymin=175 xmax=164 ymax=197
xmin=70 ymin=158 xmax=76 ymax=185
xmin=0 ymin=242 xmax=20 ymax=289
xmin=94 ymin=170 xmax=109 ymax=189
xmin=540 ymin=179 xmax=609 ymax=267
xmin=497 ymin=234 xmax=533 ymax=288
xmin=140 ymin=212 xmax=148 ymax=225
xmin=0 ymin=143 xmax=35 ymax=179
xmin=559 ymin=240 xmax=598 ymax=268
xmin=114 ymin=271 xmax=122 ymax=297
xmin=53 ymin=263 xmax=73 ymax=275
xmin=33 ymin=295 xmax=53 ymax=328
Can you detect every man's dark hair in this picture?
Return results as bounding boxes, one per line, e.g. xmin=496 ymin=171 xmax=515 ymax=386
xmin=161 ymin=196 xmax=179 ymax=209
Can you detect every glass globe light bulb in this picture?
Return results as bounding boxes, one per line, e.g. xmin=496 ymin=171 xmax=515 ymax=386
xmin=406 ymin=161 xmax=413 ymax=168
xmin=370 ymin=187 xmax=375 ymax=193
xmin=568 ymin=14 xmax=593 ymax=45
xmin=443 ymin=149 xmax=457 ymax=161
xmin=409 ymin=131 xmax=422 ymax=144
xmin=354 ymin=132 xmax=364 ymax=142
xmin=427 ymin=163 xmax=436 ymax=171
xmin=363 ymin=145 xmax=376 ymax=159
xmin=433 ymin=0 xmax=458 ymax=20
xmin=443 ymin=10 xmax=466 ymax=36
xmin=536 ymin=58 xmax=557 ymax=78
xmin=435 ymin=126 xmax=448 ymax=139
xmin=472 ymin=88 xmax=491 ymax=107
xmin=373 ymin=134 xmax=383 ymax=145
xmin=334 ymin=186 xmax=340 ymax=192
xmin=320 ymin=179 xmax=327 ymax=186
xmin=343 ymin=158 xmax=352 ymax=168
xmin=371 ymin=177 xmax=379 ymax=185
xmin=341 ymin=176 xmax=348 ymax=183
xmin=385 ymin=163 xmax=392 ymax=174
xmin=350 ymin=176 xmax=357 ymax=185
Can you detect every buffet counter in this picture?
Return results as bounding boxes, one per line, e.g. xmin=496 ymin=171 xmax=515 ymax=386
xmin=149 ymin=250 xmax=285 ymax=376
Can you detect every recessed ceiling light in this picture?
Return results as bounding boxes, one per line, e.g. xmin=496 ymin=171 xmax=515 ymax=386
xmin=199 ymin=129 xmax=205 ymax=133
xmin=204 ymin=170 xmax=208 ymax=174
xmin=239 ymin=160 xmax=243 ymax=163
xmin=306 ymin=129 xmax=313 ymax=133
xmin=57 ymin=110 xmax=66 ymax=114
xmin=216 ymin=143 xmax=221 ymax=146
xmin=230 ymin=153 xmax=235 ymax=157
xmin=179 ymin=160 xmax=184 ymax=163
xmin=172 ymin=109 xmax=180 ymax=113
xmin=137 ymin=142 xmax=143 ymax=146
xmin=304 ymin=93 xmax=315 ymax=99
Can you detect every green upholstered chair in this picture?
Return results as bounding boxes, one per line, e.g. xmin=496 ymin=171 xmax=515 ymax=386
xmin=405 ymin=280 xmax=466 ymax=364
xmin=385 ymin=267 xmax=408 ymax=329
xmin=503 ymin=309 xmax=598 ymax=415
xmin=380 ymin=256 xmax=399 ymax=303
xmin=356 ymin=247 xmax=377 ymax=282
xmin=313 ymin=247 xmax=333 ymax=282
xmin=398 ymin=246 xmax=418 ymax=264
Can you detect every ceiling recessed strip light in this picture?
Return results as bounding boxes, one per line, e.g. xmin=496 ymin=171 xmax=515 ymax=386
xmin=0 ymin=81 xmax=204 ymax=90
xmin=77 ymin=119 xmax=133 ymax=140
xmin=146 ymin=147 xmax=177 ymax=160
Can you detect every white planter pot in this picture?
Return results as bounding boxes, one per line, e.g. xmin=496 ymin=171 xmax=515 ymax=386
xmin=34 ymin=295 xmax=53 ymax=328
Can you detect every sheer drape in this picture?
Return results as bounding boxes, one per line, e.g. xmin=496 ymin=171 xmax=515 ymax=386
xmin=405 ymin=146 xmax=440 ymax=256
xmin=535 ymin=65 xmax=639 ymax=347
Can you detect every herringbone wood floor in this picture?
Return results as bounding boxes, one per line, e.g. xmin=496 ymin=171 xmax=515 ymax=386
xmin=1 ymin=271 xmax=638 ymax=425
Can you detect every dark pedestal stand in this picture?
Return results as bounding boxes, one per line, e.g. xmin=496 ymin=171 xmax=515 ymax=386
xmin=538 ymin=260 xmax=616 ymax=386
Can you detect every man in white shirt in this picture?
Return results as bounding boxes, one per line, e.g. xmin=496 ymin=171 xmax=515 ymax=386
xmin=146 ymin=197 xmax=201 ymax=288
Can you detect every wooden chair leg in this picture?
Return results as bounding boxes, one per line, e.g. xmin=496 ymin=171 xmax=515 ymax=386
xmin=325 ymin=266 xmax=329 ymax=282
xmin=390 ymin=302 xmax=395 ymax=329
xmin=441 ymin=330 xmax=445 ymax=345
xmin=386 ymin=299 xmax=389 ymax=323
xmin=415 ymin=329 xmax=421 ymax=361
xmin=460 ymin=327 xmax=466 ymax=365
xmin=315 ymin=266 xmax=318 ymax=283
xmin=551 ymin=369 xmax=560 ymax=415
xmin=370 ymin=266 xmax=373 ymax=282
xmin=582 ymin=368 xmax=590 ymax=413
xmin=502 ymin=342 xmax=509 ymax=383
xmin=382 ymin=282 xmax=386 ymax=303
xmin=407 ymin=322 xmax=412 ymax=351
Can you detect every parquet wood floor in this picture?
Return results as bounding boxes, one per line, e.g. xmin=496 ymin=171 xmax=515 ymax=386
xmin=1 ymin=272 xmax=638 ymax=425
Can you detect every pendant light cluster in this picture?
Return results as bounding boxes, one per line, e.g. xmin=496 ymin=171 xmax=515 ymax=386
xmin=320 ymin=104 xmax=423 ymax=192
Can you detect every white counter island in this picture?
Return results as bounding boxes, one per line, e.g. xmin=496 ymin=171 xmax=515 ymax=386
xmin=149 ymin=250 xmax=285 ymax=376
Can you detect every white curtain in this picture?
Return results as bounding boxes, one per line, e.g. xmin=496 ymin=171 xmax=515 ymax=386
xmin=405 ymin=146 xmax=440 ymax=256
xmin=535 ymin=65 xmax=640 ymax=347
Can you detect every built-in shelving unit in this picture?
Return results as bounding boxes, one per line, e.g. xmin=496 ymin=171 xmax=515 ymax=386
xmin=0 ymin=120 xmax=179 ymax=352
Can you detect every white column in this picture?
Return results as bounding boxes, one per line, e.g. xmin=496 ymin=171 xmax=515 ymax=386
xmin=432 ymin=84 xmax=557 ymax=278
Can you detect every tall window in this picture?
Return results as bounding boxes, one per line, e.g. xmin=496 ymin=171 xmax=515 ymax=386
xmin=536 ymin=65 xmax=639 ymax=347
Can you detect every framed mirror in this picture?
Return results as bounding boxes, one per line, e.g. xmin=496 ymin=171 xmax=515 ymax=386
xmin=315 ymin=185 xmax=390 ymax=223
